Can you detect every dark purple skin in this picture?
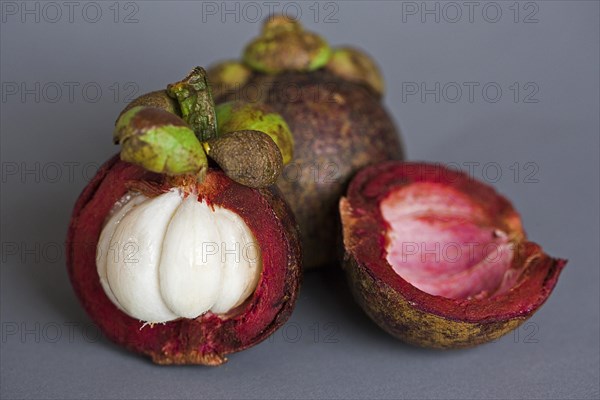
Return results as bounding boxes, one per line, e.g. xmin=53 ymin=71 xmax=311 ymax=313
xmin=217 ymin=70 xmax=404 ymax=269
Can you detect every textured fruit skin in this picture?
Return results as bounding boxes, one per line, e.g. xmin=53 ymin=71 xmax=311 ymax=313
xmin=66 ymin=155 xmax=301 ymax=365
xmin=217 ymin=70 xmax=404 ymax=269
xmin=340 ymin=161 xmax=566 ymax=348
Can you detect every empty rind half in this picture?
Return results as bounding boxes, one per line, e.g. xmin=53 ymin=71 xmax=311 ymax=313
xmin=340 ymin=161 xmax=566 ymax=348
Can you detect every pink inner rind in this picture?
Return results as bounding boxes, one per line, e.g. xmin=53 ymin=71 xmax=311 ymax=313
xmin=381 ymin=182 xmax=520 ymax=299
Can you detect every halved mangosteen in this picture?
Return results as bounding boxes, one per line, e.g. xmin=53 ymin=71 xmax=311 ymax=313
xmin=67 ymin=155 xmax=301 ymax=364
xmin=340 ymin=161 xmax=566 ymax=348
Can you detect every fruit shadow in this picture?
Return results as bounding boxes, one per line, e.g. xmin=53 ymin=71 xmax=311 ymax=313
xmin=306 ymin=267 xmax=453 ymax=357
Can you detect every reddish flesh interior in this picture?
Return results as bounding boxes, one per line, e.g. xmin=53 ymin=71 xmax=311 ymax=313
xmin=381 ymin=182 xmax=521 ymax=299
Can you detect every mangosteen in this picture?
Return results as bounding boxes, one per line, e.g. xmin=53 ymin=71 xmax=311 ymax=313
xmin=208 ymin=15 xmax=405 ymax=269
xmin=340 ymin=162 xmax=566 ymax=348
xmin=66 ymin=68 xmax=301 ymax=364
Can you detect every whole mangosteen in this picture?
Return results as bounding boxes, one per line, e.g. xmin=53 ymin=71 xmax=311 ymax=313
xmin=208 ymin=15 xmax=405 ymax=269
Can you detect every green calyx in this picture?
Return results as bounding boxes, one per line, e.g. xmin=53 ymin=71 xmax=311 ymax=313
xmin=242 ymin=15 xmax=332 ymax=74
xmin=114 ymin=106 xmax=207 ymax=178
xmin=325 ymin=47 xmax=385 ymax=96
xmin=216 ymin=102 xmax=294 ymax=165
xmin=113 ymin=66 xmax=296 ymax=187
xmin=206 ymin=61 xmax=252 ymax=99
xmin=167 ymin=67 xmax=218 ymax=142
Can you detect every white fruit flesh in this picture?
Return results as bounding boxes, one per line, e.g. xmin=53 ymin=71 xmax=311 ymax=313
xmin=96 ymin=189 xmax=262 ymax=323
xmin=96 ymin=193 xmax=148 ymax=311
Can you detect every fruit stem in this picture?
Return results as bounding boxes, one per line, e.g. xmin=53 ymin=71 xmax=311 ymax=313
xmin=167 ymin=67 xmax=218 ymax=142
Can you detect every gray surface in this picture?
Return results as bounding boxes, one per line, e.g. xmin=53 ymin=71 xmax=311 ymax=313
xmin=1 ymin=1 xmax=599 ymax=399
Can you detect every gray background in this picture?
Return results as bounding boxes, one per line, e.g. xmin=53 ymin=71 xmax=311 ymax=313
xmin=1 ymin=1 xmax=599 ymax=399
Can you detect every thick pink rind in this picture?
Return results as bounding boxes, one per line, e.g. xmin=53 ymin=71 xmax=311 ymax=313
xmin=66 ymin=155 xmax=302 ymax=365
xmin=340 ymin=161 xmax=566 ymax=348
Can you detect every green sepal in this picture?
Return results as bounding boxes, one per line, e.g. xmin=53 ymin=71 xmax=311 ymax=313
xmin=114 ymin=106 xmax=208 ymax=178
xmin=216 ymin=102 xmax=294 ymax=165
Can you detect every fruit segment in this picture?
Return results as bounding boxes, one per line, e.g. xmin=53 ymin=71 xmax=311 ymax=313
xmin=159 ymin=194 xmax=223 ymax=319
xmin=106 ymin=190 xmax=182 ymax=323
xmin=96 ymin=193 xmax=148 ymax=310
xmin=210 ymin=207 xmax=261 ymax=314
